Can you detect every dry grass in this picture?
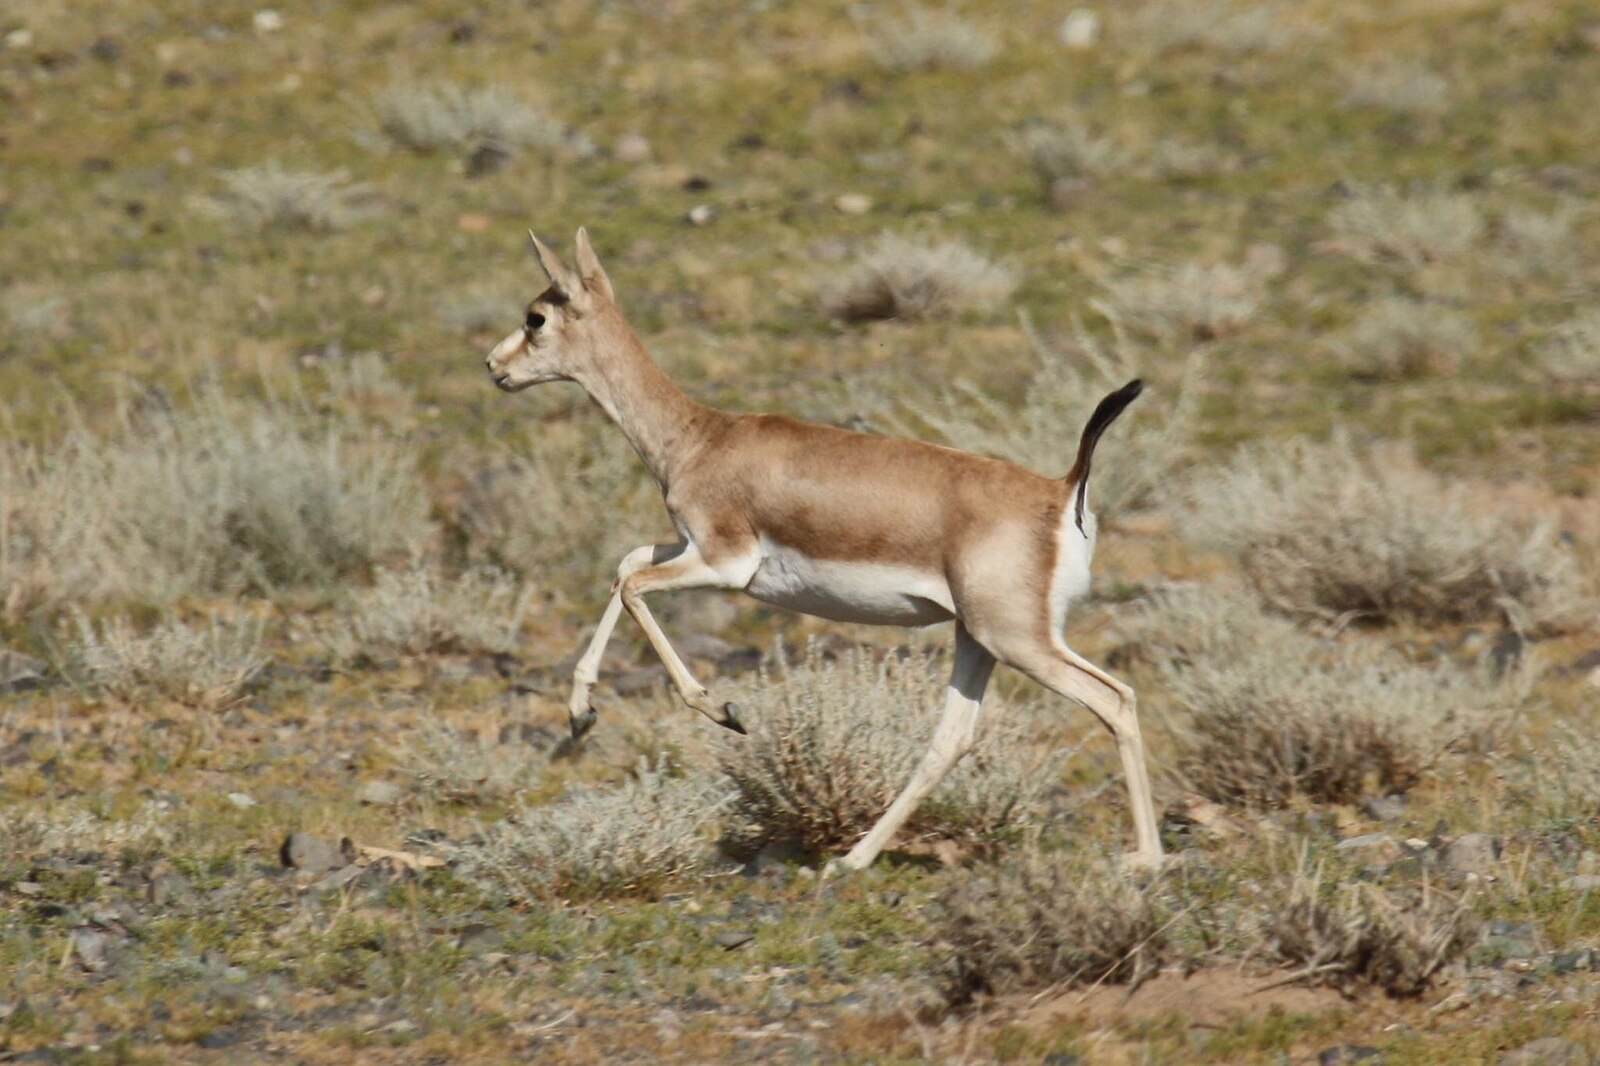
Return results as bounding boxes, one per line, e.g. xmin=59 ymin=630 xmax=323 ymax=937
xmin=1012 ymin=123 xmax=1128 ymax=190
xmin=1252 ymin=858 xmax=1479 ymax=996
xmin=1331 ymin=297 xmax=1477 ymax=380
xmin=1496 ymin=204 xmax=1579 ymax=278
xmin=203 ymin=164 xmax=382 ymax=232
xmin=395 ymin=721 xmax=545 ymax=805
xmin=1342 ymin=61 xmax=1452 ymax=116
xmin=1101 ymin=261 xmax=1266 ymax=342
xmin=1536 ymin=309 xmax=1600 ymax=383
xmin=1131 ymin=586 xmax=1522 ymax=806
xmin=877 ymin=312 xmax=1203 ymax=524
xmin=718 ymin=642 xmax=1055 ymax=854
xmin=819 ymin=234 xmax=1018 ymax=323
xmin=864 ymin=5 xmax=998 ymax=71
xmin=1327 ymin=187 xmax=1485 ymax=268
xmin=371 ymin=83 xmax=574 ymax=157
xmin=1128 ymin=0 xmax=1301 ymax=56
xmin=328 ymin=565 xmax=532 ymax=661
xmin=67 ymin=612 xmax=267 ymax=711
xmin=0 ymin=391 xmax=433 ymax=618
xmin=466 ymin=760 xmax=733 ymax=901
xmin=937 ymin=850 xmax=1167 ymax=1003
xmin=1184 ymin=434 xmax=1589 ymax=630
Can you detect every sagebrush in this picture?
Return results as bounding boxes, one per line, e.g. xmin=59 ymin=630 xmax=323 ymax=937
xmin=329 ymin=565 xmax=531 ymax=661
xmin=820 ymin=234 xmax=1017 ymax=323
xmin=69 ymin=612 xmax=267 ymax=711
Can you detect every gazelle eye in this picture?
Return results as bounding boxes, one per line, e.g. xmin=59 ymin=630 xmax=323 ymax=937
xmin=525 ymin=311 xmax=546 ymax=333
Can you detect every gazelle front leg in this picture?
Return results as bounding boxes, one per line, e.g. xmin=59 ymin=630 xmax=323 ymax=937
xmin=567 ymin=543 xmax=682 ymax=739
xmin=618 ymin=544 xmax=754 ymax=733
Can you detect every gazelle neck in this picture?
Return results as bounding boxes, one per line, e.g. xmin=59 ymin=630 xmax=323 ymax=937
xmin=574 ymin=316 xmax=709 ymax=488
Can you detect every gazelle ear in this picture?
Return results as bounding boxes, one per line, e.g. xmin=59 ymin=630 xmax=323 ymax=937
xmin=574 ymin=226 xmax=615 ymax=302
xmin=528 ymin=230 xmax=578 ymax=297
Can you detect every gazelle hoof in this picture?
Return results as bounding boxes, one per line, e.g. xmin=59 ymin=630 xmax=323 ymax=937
xmin=569 ymin=706 xmax=598 ymax=740
xmin=717 ymin=701 xmax=747 ymax=735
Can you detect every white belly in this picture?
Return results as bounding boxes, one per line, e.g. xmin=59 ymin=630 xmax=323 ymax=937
xmin=744 ymin=541 xmax=955 ymax=626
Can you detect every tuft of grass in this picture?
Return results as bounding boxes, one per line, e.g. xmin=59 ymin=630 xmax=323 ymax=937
xmin=864 ymin=5 xmax=999 ymax=71
xmin=328 ymin=564 xmax=532 ymax=661
xmin=204 ymin=164 xmax=382 ymax=232
xmin=1011 ymin=123 xmax=1128 ymax=192
xmin=395 ymin=722 xmax=544 ymax=805
xmin=1342 ymin=61 xmax=1451 ymax=116
xmin=1327 ymin=187 xmax=1485 ymax=268
xmin=1129 ymin=585 xmax=1525 ymax=807
xmin=68 ymin=612 xmax=267 ymax=711
xmin=718 ymin=642 xmax=1054 ymax=854
xmin=1253 ymin=858 xmax=1479 ymax=997
xmin=1101 ymin=261 xmax=1266 ymax=342
xmin=937 ymin=850 xmax=1166 ymax=1003
xmin=820 ymin=234 xmax=1018 ymax=323
xmin=1129 ymin=0 xmax=1301 ymax=56
xmin=1184 ymin=434 xmax=1589 ymax=630
xmin=465 ymin=760 xmax=733 ymax=901
xmin=1537 ymin=310 xmax=1600 ymax=383
xmin=1496 ymin=204 xmax=1578 ymax=278
xmin=372 ymin=83 xmax=575 ymax=157
xmin=875 ymin=312 xmax=1203 ymax=524
xmin=0 ymin=390 xmax=435 ymax=619
xmin=1330 ymin=297 xmax=1477 ymax=380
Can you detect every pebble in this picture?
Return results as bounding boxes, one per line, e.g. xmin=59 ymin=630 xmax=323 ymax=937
xmin=252 ymin=10 xmax=283 ymax=33
xmin=713 ymin=930 xmax=756 ymax=951
xmin=1360 ymin=794 xmax=1408 ymax=822
xmin=358 ymin=780 xmax=403 ymax=806
xmin=225 ymin=792 xmax=257 ymax=809
xmin=1440 ymin=833 xmax=1503 ymax=878
xmin=280 ymin=832 xmax=341 ymax=873
xmin=686 ymin=204 xmax=716 ymax=226
xmin=614 ymin=132 xmax=652 ymax=163
xmin=1058 ymin=9 xmax=1100 ymax=49
xmin=834 ymin=193 xmax=872 ymax=215
xmin=71 ymin=927 xmax=110 ymax=973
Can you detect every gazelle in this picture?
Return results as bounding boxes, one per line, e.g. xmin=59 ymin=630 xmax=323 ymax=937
xmin=485 ymin=228 xmax=1163 ymax=871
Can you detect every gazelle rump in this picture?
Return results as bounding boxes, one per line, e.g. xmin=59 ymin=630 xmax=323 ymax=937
xmin=484 ymin=228 xmax=1163 ymax=871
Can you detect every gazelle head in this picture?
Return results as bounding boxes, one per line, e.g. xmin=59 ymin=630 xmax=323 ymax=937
xmin=485 ymin=227 xmax=618 ymax=392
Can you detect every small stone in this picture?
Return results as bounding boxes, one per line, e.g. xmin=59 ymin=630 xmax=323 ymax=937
xmin=1058 ymin=9 xmax=1100 ymax=49
xmin=1552 ymin=950 xmax=1595 ymax=974
xmin=358 ymin=780 xmax=403 ymax=806
xmin=199 ymin=1028 xmax=243 ymax=1050
xmin=0 ymin=646 xmax=47 ymax=693
xmin=713 ymin=930 xmax=756 ymax=951
xmin=1319 ymin=1048 xmax=1383 ymax=1066
xmin=5 ymin=29 xmax=34 ymax=49
xmin=225 ymin=792 xmax=257 ymax=809
xmin=280 ymin=832 xmax=341 ymax=873
xmin=1500 ymin=1037 xmax=1592 ymax=1066
xmin=1361 ymin=795 xmax=1408 ymax=823
xmin=614 ymin=132 xmax=652 ymax=163
xmin=1336 ymin=832 xmax=1399 ymax=859
xmin=252 ymin=10 xmax=284 ymax=33
xmin=686 ymin=204 xmax=715 ymax=226
xmin=1429 ymin=991 xmax=1471 ymax=1015
xmin=71 ymin=927 xmax=110 ymax=972
xmin=456 ymin=923 xmax=505 ymax=952
xmin=1484 ymin=920 xmax=1542 ymax=960
xmin=1440 ymin=833 xmax=1502 ymax=878
xmin=834 ymin=193 xmax=873 ymax=216
xmin=147 ymin=872 xmax=195 ymax=908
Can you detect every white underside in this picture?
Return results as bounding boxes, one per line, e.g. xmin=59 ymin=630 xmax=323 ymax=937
xmin=743 ymin=537 xmax=955 ymax=626
xmin=1048 ymin=507 xmax=1096 ymax=635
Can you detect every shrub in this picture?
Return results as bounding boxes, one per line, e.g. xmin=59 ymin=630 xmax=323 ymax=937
xmin=395 ymin=722 xmax=544 ymax=805
xmin=864 ymin=5 xmax=998 ymax=71
xmin=1012 ymin=123 xmax=1127 ymax=189
xmin=373 ymin=83 xmax=573 ymax=156
xmin=1184 ymin=434 xmax=1588 ymax=630
xmin=875 ymin=312 xmax=1203 ymax=525
xmin=1101 ymin=261 xmax=1265 ymax=341
xmin=1342 ymin=61 xmax=1451 ymax=116
xmin=717 ymin=642 xmax=1055 ymax=854
xmin=205 ymin=164 xmax=381 ymax=231
xmin=1535 ymin=310 xmax=1600 ymax=383
xmin=820 ymin=234 xmax=1018 ymax=323
xmin=329 ymin=565 xmax=532 ymax=661
xmin=1130 ymin=586 xmax=1523 ymax=806
xmin=1129 ymin=0 xmax=1301 ymax=56
xmin=0 ymin=390 xmax=434 ymax=618
xmin=1252 ymin=859 xmax=1479 ymax=996
xmin=937 ymin=850 xmax=1167 ymax=1002
xmin=69 ymin=612 xmax=267 ymax=710
xmin=1497 ymin=204 xmax=1578 ymax=278
xmin=1327 ymin=187 xmax=1485 ymax=268
xmin=1331 ymin=297 xmax=1477 ymax=380
xmin=465 ymin=761 xmax=733 ymax=900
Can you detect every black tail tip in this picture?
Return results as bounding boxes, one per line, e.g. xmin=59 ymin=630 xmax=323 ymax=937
xmin=1118 ymin=378 xmax=1145 ymax=402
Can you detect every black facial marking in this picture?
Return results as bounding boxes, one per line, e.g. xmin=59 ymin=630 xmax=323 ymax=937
xmin=524 ymin=311 xmax=546 ymax=334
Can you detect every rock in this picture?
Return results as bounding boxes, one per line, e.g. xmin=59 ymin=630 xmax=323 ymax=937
xmin=252 ymin=10 xmax=284 ymax=34
xmin=1428 ymin=990 xmax=1471 ymax=1015
xmin=1320 ymin=1048 xmax=1383 ymax=1066
xmin=147 ymin=872 xmax=195 ymax=908
xmin=280 ymin=832 xmax=341 ymax=873
xmin=614 ymin=132 xmax=652 ymax=163
xmin=1552 ymin=950 xmax=1596 ymax=974
xmin=1483 ymin=920 xmax=1542 ymax=961
xmin=71 ymin=927 xmax=110 ymax=972
xmin=199 ymin=1028 xmax=243 ymax=1049
xmin=0 ymin=646 xmax=46 ymax=693
xmin=713 ymin=930 xmax=756 ymax=951
xmin=308 ymin=865 xmax=363 ymax=896
xmin=1058 ymin=9 xmax=1100 ymax=49
xmin=834 ymin=193 xmax=873 ymax=216
xmin=457 ymin=923 xmax=505 ymax=953
xmin=1500 ymin=1037 xmax=1592 ymax=1066
xmin=1336 ymin=833 xmax=1400 ymax=864
xmin=686 ymin=204 xmax=715 ymax=226
xmin=225 ymin=792 xmax=257 ymax=809
xmin=1361 ymin=795 xmax=1408 ymax=823
xmin=358 ymin=780 xmax=403 ymax=806
xmin=1440 ymin=833 xmax=1502 ymax=878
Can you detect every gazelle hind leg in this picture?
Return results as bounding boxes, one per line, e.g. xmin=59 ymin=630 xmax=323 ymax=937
xmin=1003 ymin=639 xmax=1163 ymax=865
xmin=619 ymin=544 xmax=754 ymax=732
xmin=567 ymin=543 xmax=682 ymax=739
xmin=836 ymin=625 xmax=996 ymax=871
